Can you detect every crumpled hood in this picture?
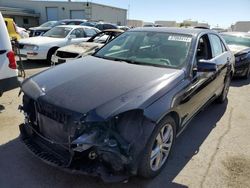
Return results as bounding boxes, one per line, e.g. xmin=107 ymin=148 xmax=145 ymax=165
xmin=228 ymin=44 xmax=250 ymax=55
xmin=57 ymin=42 xmax=103 ymax=54
xmin=22 ymin=56 xmax=184 ymax=119
xmin=19 ymin=36 xmax=65 ymax=46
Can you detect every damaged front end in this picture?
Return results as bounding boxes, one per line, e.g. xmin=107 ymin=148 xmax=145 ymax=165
xmin=19 ymin=94 xmax=152 ymax=182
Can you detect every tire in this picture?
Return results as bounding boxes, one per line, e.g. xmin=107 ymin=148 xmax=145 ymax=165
xmin=138 ymin=116 xmax=176 ymax=178
xmin=47 ymin=48 xmax=57 ymax=64
xmin=216 ymin=74 xmax=231 ymax=104
xmin=243 ymin=65 xmax=250 ymax=79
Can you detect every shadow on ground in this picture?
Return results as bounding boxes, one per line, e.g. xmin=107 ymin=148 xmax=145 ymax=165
xmin=230 ymin=77 xmax=250 ymax=87
xmin=0 ymin=102 xmax=228 ymax=188
xmin=19 ymin=60 xmax=50 ymax=70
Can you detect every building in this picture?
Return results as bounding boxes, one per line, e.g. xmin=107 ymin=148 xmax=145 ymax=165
xmin=0 ymin=6 xmax=39 ymax=28
xmin=154 ymin=21 xmax=177 ymax=27
xmin=127 ymin=19 xmax=143 ymax=27
xmin=0 ymin=0 xmax=127 ymax=27
xmin=183 ymin=19 xmax=198 ymax=27
xmin=232 ymin=21 xmax=250 ymax=32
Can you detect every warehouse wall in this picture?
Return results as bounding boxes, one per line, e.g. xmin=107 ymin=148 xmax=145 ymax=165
xmin=3 ymin=15 xmax=39 ymax=28
xmin=91 ymin=3 xmax=127 ymax=25
xmin=0 ymin=0 xmax=127 ymax=25
xmin=154 ymin=21 xmax=177 ymax=27
xmin=233 ymin=21 xmax=250 ymax=32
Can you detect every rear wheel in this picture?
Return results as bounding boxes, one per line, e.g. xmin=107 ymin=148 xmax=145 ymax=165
xmin=138 ymin=116 xmax=176 ymax=178
xmin=216 ymin=74 xmax=231 ymax=104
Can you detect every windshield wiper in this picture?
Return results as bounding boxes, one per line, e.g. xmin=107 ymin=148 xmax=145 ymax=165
xmin=94 ymin=55 xmax=174 ymax=69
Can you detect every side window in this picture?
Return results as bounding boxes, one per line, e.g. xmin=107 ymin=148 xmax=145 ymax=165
xmin=196 ymin=34 xmax=212 ymax=61
xmin=4 ymin=21 xmax=8 ymax=27
xmin=209 ymin=34 xmax=223 ymax=57
xmin=84 ymin=28 xmax=97 ymax=37
xmin=71 ymin=28 xmax=85 ymax=38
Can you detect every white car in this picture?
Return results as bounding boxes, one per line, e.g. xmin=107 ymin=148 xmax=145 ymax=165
xmin=19 ymin=25 xmax=100 ymax=62
xmin=51 ymin=29 xmax=123 ymax=64
xmin=0 ymin=12 xmax=19 ymax=97
xmin=16 ymin=26 xmax=29 ymax=39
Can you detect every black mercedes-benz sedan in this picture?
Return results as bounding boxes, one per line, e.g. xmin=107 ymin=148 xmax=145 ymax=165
xmin=221 ymin=32 xmax=250 ymax=79
xmin=19 ymin=27 xmax=234 ymax=182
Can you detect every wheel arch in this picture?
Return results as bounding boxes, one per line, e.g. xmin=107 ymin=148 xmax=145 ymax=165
xmin=47 ymin=46 xmax=59 ymax=59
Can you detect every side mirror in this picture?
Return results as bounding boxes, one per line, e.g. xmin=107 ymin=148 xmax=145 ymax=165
xmin=68 ymin=34 xmax=76 ymax=40
xmin=196 ymin=59 xmax=217 ymax=72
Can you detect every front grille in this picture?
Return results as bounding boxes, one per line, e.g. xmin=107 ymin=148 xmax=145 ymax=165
xmin=35 ymin=100 xmax=73 ymax=143
xmin=56 ymin=51 xmax=79 ymax=58
xmin=23 ymin=95 xmax=73 ymax=143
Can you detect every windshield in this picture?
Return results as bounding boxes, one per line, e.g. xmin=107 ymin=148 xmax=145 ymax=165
xmin=40 ymin=21 xmax=58 ymax=28
xmin=43 ymin=27 xmax=72 ymax=38
xmin=95 ymin=31 xmax=192 ymax=69
xmin=222 ymin=34 xmax=250 ymax=47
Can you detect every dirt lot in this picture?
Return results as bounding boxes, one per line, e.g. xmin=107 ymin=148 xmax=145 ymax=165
xmin=0 ymin=60 xmax=250 ymax=188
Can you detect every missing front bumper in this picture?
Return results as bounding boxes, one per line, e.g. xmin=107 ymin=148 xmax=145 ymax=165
xmin=19 ymin=123 xmax=130 ymax=182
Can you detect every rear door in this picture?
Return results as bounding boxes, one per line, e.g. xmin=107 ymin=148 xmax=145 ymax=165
xmin=208 ymin=34 xmax=231 ymax=95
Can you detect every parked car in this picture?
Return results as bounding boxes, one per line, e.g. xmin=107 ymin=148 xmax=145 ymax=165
xmin=95 ymin=22 xmax=118 ymax=30
xmin=19 ymin=28 xmax=234 ymax=182
xmin=80 ymin=21 xmax=98 ymax=27
xmin=221 ymin=32 xmax=250 ymax=78
xmin=52 ymin=29 xmax=124 ymax=64
xmin=28 ymin=19 xmax=87 ymax=37
xmin=19 ymin=25 xmax=100 ymax=62
xmin=16 ymin=26 xmax=29 ymax=39
xmin=117 ymin=26 xmax=130 ymax=31
xmin=4 ymin=17 xmax=20 ymax=40
xmin=0 ymin=13 xmax=19 ymax=97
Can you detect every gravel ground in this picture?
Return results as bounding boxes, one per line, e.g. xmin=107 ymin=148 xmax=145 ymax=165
xmin=0 ymin=60 xmax=250 ymax=188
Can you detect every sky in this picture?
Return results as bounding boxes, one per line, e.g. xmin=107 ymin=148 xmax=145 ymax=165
xmin=53 ymin=0 xmax=250 ymax=28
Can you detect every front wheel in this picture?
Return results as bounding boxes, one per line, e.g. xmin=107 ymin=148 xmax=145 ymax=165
xmin=138 ymin=116 xmax=176 ymax=178
xmin=243 ymin=65 xmax=250 ymax=79
xmin=216 ymin=74 xmax=231 ymax=104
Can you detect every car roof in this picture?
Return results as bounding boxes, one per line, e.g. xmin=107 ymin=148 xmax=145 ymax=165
xmin=130 ymin=27 xmax=215 ymax=37
xmin=102 ymin=29 xmax=124 ymax=33
xmin=96 ymin=23 xmax=117 ymax=26
xmin=60 ymin=19 xmax=87 ymax=22
xmin=55 ymin=25 xmax=98 ymax=29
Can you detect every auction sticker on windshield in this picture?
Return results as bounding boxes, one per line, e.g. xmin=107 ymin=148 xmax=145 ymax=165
xmin=168 ymin=35 xmax=192 ymax=42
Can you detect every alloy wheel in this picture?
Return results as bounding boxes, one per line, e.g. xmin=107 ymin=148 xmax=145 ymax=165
xmin=150 ymin=124 xmax=173 ymax=171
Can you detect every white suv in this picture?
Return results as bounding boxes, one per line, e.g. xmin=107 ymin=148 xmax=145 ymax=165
xmin=0 ymin=12 xmax=19 ymax=97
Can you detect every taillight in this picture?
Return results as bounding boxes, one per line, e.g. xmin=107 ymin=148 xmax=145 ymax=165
xmin=7 ymin=51 xmax=17 ymax=69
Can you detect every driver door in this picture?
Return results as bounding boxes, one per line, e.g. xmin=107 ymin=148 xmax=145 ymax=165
xmin=179 ymin=34 xmax=216 ymax=125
